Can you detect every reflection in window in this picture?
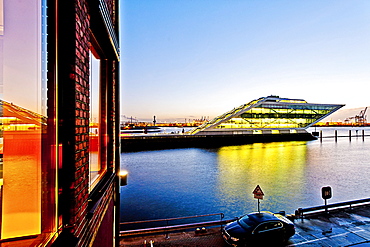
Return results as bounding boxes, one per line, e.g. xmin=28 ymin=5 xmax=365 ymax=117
xmin=89 ymin=50 xmax=101 ymax=188
xmin=0 ymin=0 xmax=45 ymax=239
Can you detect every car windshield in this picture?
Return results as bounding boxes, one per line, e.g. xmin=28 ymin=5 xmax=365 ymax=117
xmin=238 ymin=215 xmax=256 ymax=229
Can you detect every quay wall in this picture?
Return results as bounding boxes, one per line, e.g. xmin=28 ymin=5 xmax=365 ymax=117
xmin=121 ymin=133 xmax=316 ymax=152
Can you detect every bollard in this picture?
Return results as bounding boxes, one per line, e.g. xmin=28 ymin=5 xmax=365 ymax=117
xmin=286 ymin=214 xmax=295 ymax=222
xmin=349 ymin=130 xmax=351 ymax=141
xmin=165 ymin=220 xmax=170 ymax=239
xmin=297 ymin=208 xmax=304 ymax=221
xmin=320 ymin=130 xmax=323 ymax=142
xmin=363 ymin=129 xmax=365 ymax=141
xmin=335 ymin=130 xmax=337 ymax=142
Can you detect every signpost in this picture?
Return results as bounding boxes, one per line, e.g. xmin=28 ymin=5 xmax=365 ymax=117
xmin=321 ymin=186 xmax=332 ymax=214
xmin=253 ymin=185 xmax=264 ymax=213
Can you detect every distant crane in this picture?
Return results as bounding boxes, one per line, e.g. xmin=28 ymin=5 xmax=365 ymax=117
xmin=344 ymin=107 xmax=367 ymax=126
xmin=121 ymin=115 xmax=138 ymax=124
xmin=356 ymin=107 xmax=368 ymax=125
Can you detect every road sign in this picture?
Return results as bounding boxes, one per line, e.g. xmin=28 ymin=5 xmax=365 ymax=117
xmin=322 ymin=186 xmax=332 ymax=200
xmin=321 ymin=186 xmax=332 ymax=214
xmin=253 ymin=185 xmax=264 ymax=213
xmin=254 ymin=194 xmax=263 ymax=199
xmin=253 ymin=185 xmax=264 ymax=200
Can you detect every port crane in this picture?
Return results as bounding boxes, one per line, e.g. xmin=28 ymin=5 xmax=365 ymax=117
xmin=121 ymin=115 xmax=138 ymax=124
xmin=344 ymin=107 xmax=367 ymax=126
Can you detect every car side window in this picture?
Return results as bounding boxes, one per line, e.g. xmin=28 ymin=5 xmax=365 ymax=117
xmin=254 ymin=221 xmax=283 ymax=234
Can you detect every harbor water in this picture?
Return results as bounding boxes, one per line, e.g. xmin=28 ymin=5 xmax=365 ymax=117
xmin=120 ymin=127 xmax=370 ymax=227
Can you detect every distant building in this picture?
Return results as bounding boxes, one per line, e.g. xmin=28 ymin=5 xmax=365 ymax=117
xmin=190 ymin=95 xmax=344 ymax=135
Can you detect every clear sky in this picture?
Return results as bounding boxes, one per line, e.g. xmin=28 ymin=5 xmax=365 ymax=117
xmin=120 ymin=0 xmax=370 ymax=123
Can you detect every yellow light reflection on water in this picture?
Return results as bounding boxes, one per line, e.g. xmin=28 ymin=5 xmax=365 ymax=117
xmin=216 ymin=141 xmax=308 ymax=212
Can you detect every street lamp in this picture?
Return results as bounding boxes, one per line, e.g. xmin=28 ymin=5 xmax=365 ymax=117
xmin=118 ymin=170 xmax=128 ymax=186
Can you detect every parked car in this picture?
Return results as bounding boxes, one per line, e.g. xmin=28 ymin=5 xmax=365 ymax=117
xmin=222 ymin=211 xmax=295 ymax=246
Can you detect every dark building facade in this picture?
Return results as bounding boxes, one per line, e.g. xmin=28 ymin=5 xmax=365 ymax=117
xmin=0 ymin=0 xmax=120 ymax=246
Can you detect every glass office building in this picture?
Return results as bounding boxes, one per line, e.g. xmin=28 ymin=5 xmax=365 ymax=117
xmin=190 ymin=96 xmax=344 ymax=135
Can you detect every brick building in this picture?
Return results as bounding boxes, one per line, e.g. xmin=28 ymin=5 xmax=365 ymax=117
xmin=0 ymin=0 xmax=121 ymax=246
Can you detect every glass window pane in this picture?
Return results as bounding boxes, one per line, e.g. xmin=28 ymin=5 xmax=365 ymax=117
xmin=0 ymin=0 xmax=44 ymax=239
xmin=89 ymin=51 xmax=101 ymax=188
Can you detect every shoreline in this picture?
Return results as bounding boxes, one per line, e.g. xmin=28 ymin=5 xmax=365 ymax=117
xmin=121 ymin=133 xmax=316 ymax=152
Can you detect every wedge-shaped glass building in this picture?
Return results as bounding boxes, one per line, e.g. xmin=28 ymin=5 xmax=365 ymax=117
xmin=190 ymin=95 xmax=344 ymax=135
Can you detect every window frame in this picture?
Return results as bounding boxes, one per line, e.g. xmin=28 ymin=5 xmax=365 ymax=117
xmin=89 ymin=36 xmax=108 ymax=191
xmin=0 ymin=0 xmax=54 ymax=241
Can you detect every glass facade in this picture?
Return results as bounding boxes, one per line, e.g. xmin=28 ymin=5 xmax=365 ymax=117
xmin=191 ymin=96 xmax=344 ymax=135
xmin=0 ymin=0 xmax=47 ymax=239
xmin=0 ymin=0 xmax=120 ymax=245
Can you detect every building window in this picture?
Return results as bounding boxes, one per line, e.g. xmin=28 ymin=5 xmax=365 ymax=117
xmin=89 ymin=49 xmax=103 ymax=189
xmin=0 ymin=0 xmax=48 ymax=239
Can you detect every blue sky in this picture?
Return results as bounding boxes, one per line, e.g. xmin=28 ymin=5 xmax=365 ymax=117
xmin=120 ymin=1 xmax=370 ymax=122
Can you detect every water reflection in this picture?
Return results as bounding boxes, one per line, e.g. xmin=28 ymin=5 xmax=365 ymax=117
xmin=0 ymin=100 xmax=44 ymax=238
xmin=216 ymin=142 xmax=308 ymax=214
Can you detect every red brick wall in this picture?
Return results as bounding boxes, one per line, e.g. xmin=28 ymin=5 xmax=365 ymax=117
xmin=72 ymin=0 xmax=90 ymax=235
xmin=56 ymin=0 xmax=95 ymax=242
xmin=34 ymin=0 xmax=119 ymax=246
xmin=59 ymin=0 xmax=119 ymax=246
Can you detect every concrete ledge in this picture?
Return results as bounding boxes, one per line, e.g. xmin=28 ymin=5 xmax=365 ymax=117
xmin=121 ymin=133 xmax=316 ymax=152
xmin=120 ymin=219 xmax=234 ymax=237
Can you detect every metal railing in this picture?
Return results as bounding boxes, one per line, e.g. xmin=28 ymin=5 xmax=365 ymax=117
xmin=120 ymin=213 xmax=231 ymax=238
xmin=296 ymin=197 xmax=370 ymax=218
xmin=316 ymin=129 xmax=369 ymax=141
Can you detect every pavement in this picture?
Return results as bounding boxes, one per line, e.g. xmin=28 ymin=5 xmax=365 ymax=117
xmin=120 ymin=206 xmax=370 ymax=247
xmin=289 ymin=207 xmax=370 ymax=247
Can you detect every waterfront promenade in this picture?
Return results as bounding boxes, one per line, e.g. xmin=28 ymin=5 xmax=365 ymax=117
xmin=120 ymin=205 xmax=370 ymax=246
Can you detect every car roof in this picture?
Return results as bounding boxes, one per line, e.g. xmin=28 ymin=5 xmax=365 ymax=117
xmin=247 ymin=212 xmax=280 ymax=223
